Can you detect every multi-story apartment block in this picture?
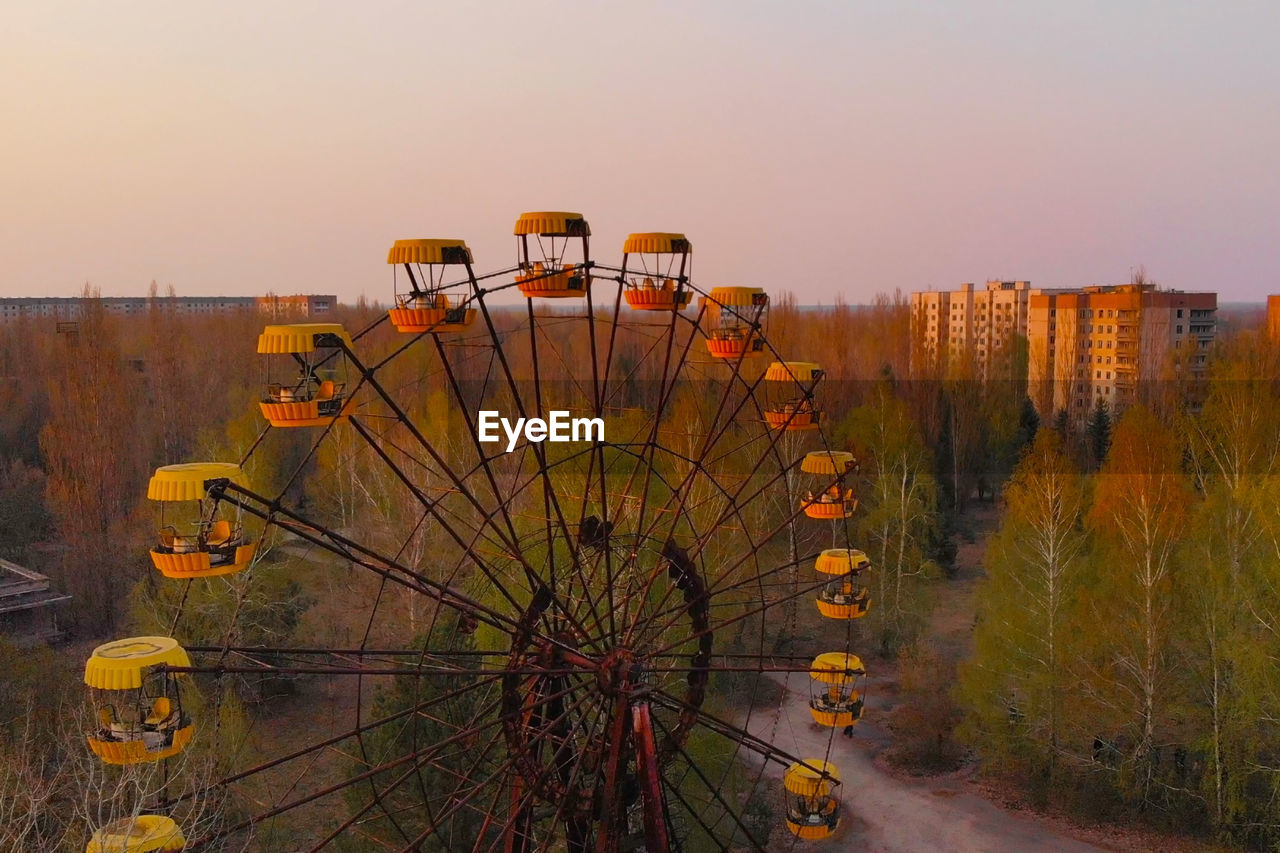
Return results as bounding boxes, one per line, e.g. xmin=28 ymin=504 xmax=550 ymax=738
xmin=0 ymin=294 xmax=336 ymax=323
xmin=1028 ymin=284 xmax=1216 ymax=424
xmin=910 ymin=280 xmax=1037 ymax=377
xmin=256 ymin=293 xmax=336 ymax=319
xmin=1267 ymin=294 xmax=1280 ymax=343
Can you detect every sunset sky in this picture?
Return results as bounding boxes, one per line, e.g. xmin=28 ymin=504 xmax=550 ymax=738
xmin=2 ymin=1 xmax=1278 ymax=304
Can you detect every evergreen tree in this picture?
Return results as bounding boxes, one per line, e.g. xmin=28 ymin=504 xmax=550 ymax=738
xmin=1085 ymin=399 xmax=1111 ymax=471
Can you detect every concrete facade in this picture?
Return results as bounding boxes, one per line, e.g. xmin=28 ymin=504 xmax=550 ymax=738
xmin=910 ymin=280 xmax=1038 ymax=378
xmin=1027 ymin=284 xmax=1216 ymax=425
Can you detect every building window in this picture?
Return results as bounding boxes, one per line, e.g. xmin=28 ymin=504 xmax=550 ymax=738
xmin=1177 ymin=309 xmax=1183 ymax=318
xmin=1177 ymin=325 xmax=1183 ymax=334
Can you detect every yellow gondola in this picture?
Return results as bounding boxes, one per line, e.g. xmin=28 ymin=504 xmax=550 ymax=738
xmin=147 ymin=463 xmax=255 ymax=578
xmin=86 ymin=815 xmax=185 ymax=853
xmin=513 ymin=212 xmax=591 ymax=298
xmin=700 ymin=286 xmax=767 ymax=358
xmin=85 ymin=637 xmax=193 ymax=765
xmin=800 ymin=451 xmax=858 ymax=519
xmin=386 ymin=238 xmax=478 ymax=333
xmin=808 ymin=652 xmax=866 ymax=728
xmin=621 ymin=233 xmax=693 ymax=311
xmin=814 ymin=548 xmax=871 ymax=619
xmin=783 ymin=760 xmax=841 ymax=840
xmin=764 ymin=361 xmax=824 ymax=431
xmin=257 ymin=324 xmax=357 ymax=427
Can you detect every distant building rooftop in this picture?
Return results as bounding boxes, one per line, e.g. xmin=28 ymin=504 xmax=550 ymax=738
xmin=0 ymin=559 xmax=70 ymax=645
xmin=0 ymin=294 xmax=336 ymax=323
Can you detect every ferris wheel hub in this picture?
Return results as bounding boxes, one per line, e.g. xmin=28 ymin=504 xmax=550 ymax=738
xmin=596 ymin=647 xmax=642 ymax=697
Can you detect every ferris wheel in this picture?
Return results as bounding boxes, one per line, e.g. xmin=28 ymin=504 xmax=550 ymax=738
xmin=82 ymin=212 xmax=873 ymax=852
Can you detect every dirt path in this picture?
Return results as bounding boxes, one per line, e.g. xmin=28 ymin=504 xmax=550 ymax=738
xmin=745 ymin=501 xmax=1228 ymax=853
xmin=749 ymin=669 xmax=1106 ymax=853
xmin=745 ymin=501 xmax=1111 ymax=852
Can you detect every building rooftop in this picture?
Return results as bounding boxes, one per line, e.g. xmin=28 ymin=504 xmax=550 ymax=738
xmin=0 ymin=559 xmax=70 ymax=645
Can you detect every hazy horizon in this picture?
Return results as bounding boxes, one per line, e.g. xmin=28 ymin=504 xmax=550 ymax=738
xmin=4 ymin=2 xmax=1279 ymax=304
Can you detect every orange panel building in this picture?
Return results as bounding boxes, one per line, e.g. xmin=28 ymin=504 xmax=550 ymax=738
xmin=1028 ymin=284 xmax=1215 ymax=426
xmin=1267 ymin=295 xmax=1280 ymax=343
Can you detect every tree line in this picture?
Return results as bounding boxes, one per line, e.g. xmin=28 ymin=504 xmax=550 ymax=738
xmin=6 ymin=287 xmax=1268 ymax=846
xmin=961 ymin=331 xmax=1280 ymax=846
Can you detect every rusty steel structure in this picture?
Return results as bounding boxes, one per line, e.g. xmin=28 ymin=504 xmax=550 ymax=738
xmin=152 ymin=216 xmax=859 ymax=851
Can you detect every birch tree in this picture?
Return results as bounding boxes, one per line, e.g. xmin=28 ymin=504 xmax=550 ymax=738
xmin=960 ymin=429 xmax=1086 ymax=777
xmin=1086 ymin=405 xmax=1191 ymax=800
xmin=845 ymin=384 xmax=940 ymax=652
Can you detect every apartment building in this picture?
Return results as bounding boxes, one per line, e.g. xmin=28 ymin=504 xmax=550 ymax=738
xmin=256 ymin=293 xmax=336 ymax=319
xmin=1028 ymin=284 xmax=1216 ymax=424
xmin=910 ymin=280 xmax=1037 ymax=377
xmin=1268 ymin=294 xmax=1280 ymax=343
xmin=0 ymin=294 xmax=335 ymax=323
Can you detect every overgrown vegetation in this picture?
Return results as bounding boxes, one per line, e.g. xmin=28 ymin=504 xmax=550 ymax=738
xmin=960 ymin=331 xmax=1280 ymax=846
xmin=5 ymin=289 xmax=1275 ymax=848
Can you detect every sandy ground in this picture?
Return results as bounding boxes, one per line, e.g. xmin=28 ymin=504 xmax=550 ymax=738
xmin=744 ymin=501 xmax=1223 ymax=853
xmin=743 ymin=500 xmax=1108 ymax=851
xmin=750 ymin=668 xmax=1107 ymax=853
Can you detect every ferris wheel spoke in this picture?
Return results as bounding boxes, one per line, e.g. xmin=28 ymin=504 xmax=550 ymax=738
xmin=670 ymin=458 xmax=814 ymax=580
xmin=630 ymin=551 xmax=820 ymax=650
xmin=622 ymin=442 xmax=769 ymax=611
xmin=429 ymin=333 xmax=525 ymax=550
xmin=606 ymin=304 xmax=706 ymax=568
xmin=660 ymin=776 xmax=732 ymax=853
xmin=496 ymin=678 xmax=609 ymax=851
xmin=346 ymin=414 xmax=543 ymax=622
xmin=341 ymin=702 xmax=513 ymax=851
xmin=213 ymin=480 xmax=521 ymax=633
xmin=317 ymin=725 xmax=509 ymax=848
xmin=338 ymin=338 xmax=546 ymax=570
xmin=601 ymin=308 xmax=706 ymax=648
xmin=186 ymin=694 xmax=507 ymax=848
xmin=346 ymin=407 xmax=552 ymax=563
xmin=648 ymin=689 xmax=813 ymax=775
xmin=539 ymin=709 xmax=615 ymax=853
xmin=522 ymin=301 xmax=598 ymax=622
xmin=518 ymin=693 xmax=615 ymax=853
xmin=470 ymin=285 xmax=603 ymax=633
xmin=395 ymin=683 xmax=605 ymax=853
xmin=169 ymin=673 xmax=506 ymax=817
xmin=710 ymin=361 xmax=818 ymax=493
xmin=529 ymin=309 xmax=598 ymax=415
xmin=639 ymin=376 xmax=779 ymax=557
xmin=572 ymin=281 xmax=624 ymax=644
xmin=645 ymin=573 xmax=833 ymax=664
xmin=649 ymin=713 xmax=764 ymax=852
